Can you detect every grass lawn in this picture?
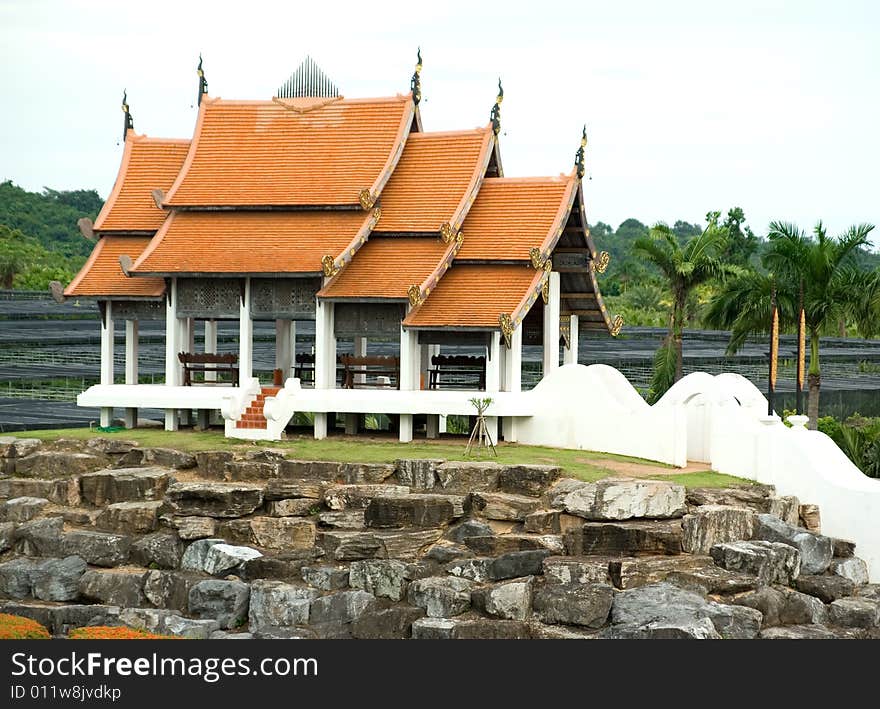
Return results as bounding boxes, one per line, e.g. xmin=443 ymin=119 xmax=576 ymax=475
xmin=15 ymin=426 xmax=753 ymax=488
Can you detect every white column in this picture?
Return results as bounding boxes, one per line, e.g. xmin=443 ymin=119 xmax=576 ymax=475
xmin=99 ymin=300 xmax=114 ymax=427
xmin=503 ymin=324 xmax=523 ymax=442
xmin=124 ymin=319 xmax=138 ymax=428
xmin=239 ymin=278 xmax=253 ymax=383
xmin=399 ymin=325 xmax=419 ymax=442
xmin=483 ymin=331 xmax=502 ymax=444
xmin=164 ymin=278 xmax=179 ymax=431
xmin=275 ymin=319 xmax=292 ymax=382
xmin=542 ymin=271 xmax=561 ymax=376
xmin=289 ymin=321 xmax=297 ymax=378
xmin=563 ymin=314 xmax=579 ymax=365
xmin=314 ymin=299 xmax=336 ymax=439
xmin=179 ymin=317 xmax=195 ymax=426
xmin=204 ymin=319 xmax=217 ymax=382
xmin=346 ymin=336 xmax=364 ymax=433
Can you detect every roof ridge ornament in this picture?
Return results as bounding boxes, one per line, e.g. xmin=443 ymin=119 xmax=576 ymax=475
xmin=197 ymin=54 xmax=209 ymax=106
xmin=411 ymin=47 xmax=423 ymax=106
xmin=321 ymin=255 xmax=340 ymax=277
xmin=575 ymin=125 xmax=587 ymax=179
xmin=122 ymin=90 xmax=134 ymax=142
xmin=408 ymin=284 xmax=424 ymax=307
xmin=490 ymin=79 xmax=503 ymax=135
xmin=595 ymin=250 xmax=610 ymax=273
xmin=499 ymin=313 xmax=513 ymax=348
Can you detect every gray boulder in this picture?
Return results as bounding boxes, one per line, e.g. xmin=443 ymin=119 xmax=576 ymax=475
xmin=180 ymin=538 xmax=224 ymax=572
xmin=407 ymin=577 xmax=474 ymax=617
xmin=131 ymin=533 xmax=184 ymax=570
xmin=566 ymin=519 xmax=683 ymax=556
xmin=13 ymin=516 xmax=64 ymax=556
xmin=0 ymin=558 xmax=40 ymax=599
xmin=248 ymin=580 xmax=318 ymax=631
xmin=532 ymin=581 xmax=613 ymax=628
xmin=14 ymin=451 xmax=102 ymax=478
xmin=543 ymin=556 xmax=612 ymax=585
xmin=828 ymin=598 xmax=880 ymax=629
xmin=682 ymin=505 xmax=754 ymax=554
xmin=78 ymin=569 xmax=147 ymax=606
xmin=309 ymin=590 xmax=375 ymax=625
xmin=349 ymin=559 xmax=410 ymax=601
xmin=470 ymin=492 xmax=541 ymax=521
xmin=188 ymin=580 xmax=250 ymax=629
xmin=351 ymin=606 xmax=426 ymax=639
xmin=830 ymin=557 xmax=869 ymax=586
xmin=203 ymin=544 xmax=263 ymax=576
xmin=0 ymin=496 xmax=48 ymax=523
xmin=364 ymin=494 xmax=462 ymax=528
xmin=95 ymin=501 xmax=162 ymax=534
xmin=0 ymin=522 xmax=13 ymax=553
xmin=489 ymin=549 xmax=553 ymax=581
xmin=301 ymin=566 xmax=350 ymax=591
xmin=445 ymin=519 xmax=494 ymax=543
xmin=710 ymin=540 xmax=800 ymax=585
xmin=62 ymin=530 xmax=131 ymax=567
xmin=31 ymin=556 xmax=87 ymax=601
xmin=472 ymin=577 xmax=533 ymax=620
xmin=165 ymin=482 xmax=263 ymax=518
xmin=794 ymin=574 xmax=855 ymax=603
xmin=144 ymin=570 xmax=203 ymax=612
xmin=609 ymin=555 xmax=712 ymax=590
xmin=753 ymin=514 xmax=832 ymax=575
xmin=323 ymin=484 xmax=409 ymax=511
xmin=395 ymin=459 xmax=442 ymax=489
xmin=120 ymin=447 xmax=196 ymax=469
xmin=80 ymin=467 xmax=170 ymax=505
xmin=435 ymin=461 xmax=502 ymax=492
xmin=557 ymin=478 xmax=686 ymax=521
xmin=411 ymin=617 xmax=531 ymax=639
xmin=496 ymin=465 xmax=560 ymax=497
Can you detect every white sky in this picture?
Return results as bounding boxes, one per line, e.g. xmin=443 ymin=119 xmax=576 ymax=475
xmin=1 ymin=0 xmax=878 ymax=244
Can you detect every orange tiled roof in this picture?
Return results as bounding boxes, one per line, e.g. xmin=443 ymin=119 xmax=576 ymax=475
xmin=64 ymin=236 xmax=165 ymax=298
xmin=164 ymin=95 xmax=414 ymax=208
xmin=455 ymin=175 xmax=577 ymax=261
xmin=93 ymin=135 xmax=190 ymax=233
xmin=318 ymin=236 xmax=456 ymax=300
xmin=403 ymin=264 xmax=541 ymax=328
xmin=375 ymin=127 xmax=493 ymax=233
xmin=130 ymin=210 xmax=376 ymax=275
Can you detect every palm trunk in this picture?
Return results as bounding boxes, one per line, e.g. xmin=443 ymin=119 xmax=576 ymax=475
xmin=672 ymin=289 xmax=685 ymax=381
xmin=807 ymin=329 xmax=820 ymax=430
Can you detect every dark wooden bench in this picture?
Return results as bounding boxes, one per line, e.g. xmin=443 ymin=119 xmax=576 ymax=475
xmin=178 ymin=352 xmax=239 ymax=386
xmin=428 ymin=355 xmax=486 ymax=390
xmin=341 ymin=355 xmax=400 ymax=389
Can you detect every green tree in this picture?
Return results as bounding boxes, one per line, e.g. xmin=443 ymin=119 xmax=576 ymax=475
xmin=705 ymin=220 xmax=876 ymax=427
xmin=634 ymin=216 xmax=739 ymax=401
xmin=720 ymin=207 xmax=760 ymax=267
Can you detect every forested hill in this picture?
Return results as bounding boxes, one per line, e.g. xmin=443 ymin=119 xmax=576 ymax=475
xmin=0 ymin=181 xmax=102 ymax=290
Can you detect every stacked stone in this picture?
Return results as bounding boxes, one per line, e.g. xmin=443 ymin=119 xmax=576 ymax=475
xmin=0 ymin=436 xmax=878 ymax=639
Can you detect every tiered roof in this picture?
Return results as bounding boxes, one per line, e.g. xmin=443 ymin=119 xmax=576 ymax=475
xmin=64 ymin=236 xmax=164 ymax=298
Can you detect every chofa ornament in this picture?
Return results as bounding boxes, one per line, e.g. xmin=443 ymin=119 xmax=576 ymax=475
xmin=610 ymin=314 xmax=624 ymax=337
xmin=359 ymin=189 xmax=375 ymax=210
xmin=498 ymin=313 xmax=513 ymax=348
xmin=321 ymin=255 xmax=340 ymax=277
xmin=595 ymin=251 xmax=610 ymax=273
xmin=408 ymin=284 xmax=424 ymax=307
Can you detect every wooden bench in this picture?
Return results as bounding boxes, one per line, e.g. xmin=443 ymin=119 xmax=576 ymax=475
xmin=341 ymin=355 xmax=400 ymax=389
xmin=178 ymin=352 xmax=239 ymax=386
xmin=428 ymin=355 xmax=486 ymax=390
xmin=295 ymin=353 xmax=346 ymax=386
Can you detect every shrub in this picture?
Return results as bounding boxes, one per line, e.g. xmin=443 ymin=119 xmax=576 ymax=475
xmin=69 ymin=626 xmax=181 ymax=640
xmin=0 ymin=614 xmax=51 ymax=639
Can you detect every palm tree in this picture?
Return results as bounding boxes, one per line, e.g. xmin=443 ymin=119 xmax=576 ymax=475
xmin=634 ymin=218 xmax=738 ymax=401
xmin=705 ymin=220 xmax=876 ymax=428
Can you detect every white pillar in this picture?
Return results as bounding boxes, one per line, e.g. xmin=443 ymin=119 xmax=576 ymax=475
xmin=179 ymin=317 xmax=194 ymax=426
xmin=99 ymin=300 xmax=114 ymax=427
xmin=503 ymin=324 xmax=523 ymax=442
xmin=239 ymin=278 xmax=253 ymax=383
xmin=543 ymin=271 xmax=561 ymax=376
xmin=124 ymin=319 xmax=138 ymax=428
xmin=204 ymin=319 xmax=217 ymax=382
xmin=275 ymin=319 xmax=293 ymax=381
xmin=354 ymin=336 xmax=367 ymax=385
xmin=164 ymin=278 xmax=179 ymax=431
xmin=563 ymin=314 xmax=579 ymax=365
xmin=314 ymin=299 xmax=336 ymax=439
xmin=483 ymin=331 xmax=502 ymax=443
xmin=290 ymin=321 xmax=297 ymax=377
xmin=399 ymin=325 xmax=419 ymax=442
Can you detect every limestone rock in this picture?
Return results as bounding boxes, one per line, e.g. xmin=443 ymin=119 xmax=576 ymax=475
xmin=78 ymin=569 xmax=147 ymax=606
xmin=609 ymin=555 xmax=712 ymax=590
xmin=319 ymin=528 xmax=442 ymax=561
xmin=666 ymin=565 xmax=759 ymax=596
xmin=565 ymin=519 xmax=683 ymax=556
xmin=194 ymin=451 xmax=234 ymax=479
xmin=487 ymin=549 xmax=552 ymax=581
xmin=445 ymin=519 xmax=493 ymax=543
xmin=309 ymin=589 xmax=375 ymax=626
xmin=95 ymin=501 xmax=162 ymax=534
xmin=144 ymin=570 xmax=203 ymax=612
xmin=31 ymin=556 xmax=87 ymax=602
xmin=858 ymin=584 xmax=880 ymax=602
xmin=63 ymin=530 xmax=131 ymax=567
xmin=351 ymin=606 xmax=426 ymax=639
xmin=80 ymin=467 xmax=170 ymax=506
xmin=265 ymin=480 xmax=325 ymax=500
xmin=470 ymin=491 xmax=541 ymax=521
xmin=532 ymin=581 xmax=613 ymax=628
xmin=173 ymin=516 xmax=216 ymax=540
xmin=799 ymin=504 xmax=821 ymax=533
xmin=120 ymin=447 xmax=196 ymax=469
xmin=0 ymin=496 xmax=48 ymax=523
xmin=832 ymin=538 xmax=856 ymax=558
xmin=277 ymin=459 xmax=342 ymax=481
xmin=181 ymin=538 xmax=224 ymax=572
xmin=165 ymin=482 xmax=263 ymax=518
xmin=731 ymin=587 xmax=787 ymax=627
xmin=542 ymin=556 xmax=611 ymax=585
xmin=0 ymin=522 xmax=13 ymax=553
xmin=411 ymin=616 xmax=531 ymax=639
xmin=210 ymin=631 xmax=253 ymax=640
xmin=14 ymin=451 xmax=103 ymax=478
xmin=447 ymin=557 xmax=493 ymax=583
xmin=464 ymin=534 xmax=563 ymax=556
xmin=472 ymin=577 xmax=533 ymax=620
xmin=425 ymin=543 xmax=471 ymax=564
xmin=768 ymin=495 xmax=800 ymax=527
xmin=85 ymin=438 xmax=138 ymax=455
xmin=759 ymin=625 xmax=844 ymax=639
xmin=496 ymin=465 xmax=560 ymax=497
xmin=407 ymin=576 xmax=474 ymax=617
xmin=435 ymin=461 xmax=502 ymax=493
xmin=780 ymin=588 xmax=827 ymax=625
xmin=248 ymin=580 xmax=318 ymax=631
xmin=340 ymin=463 xmax=396 ymax=484
xmin=830 ymin=557 xmax=869 ymax=586
xmin=323 ymin=484 xmax=409 ymax=511
xmin=0 ymin=436 xmax=41 ymax=459
xmin=301 ymin=566 xmax=350 ymax=591
xmin=266 ymin=498 xmax=319 ymax=517
xmin=0 ymin=478 xmax=78 ymax=505
xmin=828 ymin=598 xmax=880 ymax=629
xmin=395 ymin=459 xmax=443 ymax=490
xmin=558 ymin=478 xmax=686 ymax=521
xmin=349 ymin=559 xmax=410 ymax=601
xmin=794 ymin=574 xmax=855 ymax=603
xmin=364 ymin=494 xmax=462 ymax=528
xmin=241 ymin=551 xmax=321 ymax=583
xmin=188 ymin=579 xmax=250 ymax=629
xmin=686 ymin=485 xmax=775 ymax=512
xmin=753 ymin=514 xmax=832 ymax=575
xmin=317 ymin=510 xmax=365 ymax=529
xmin=528 ymin=622 xmax=600 ymax=639
xmin=131 ymin=533 xmax=184 ymax=570
xmin=217 ymin=517 xmax=315 ymax=551
xmin=13 ymin=516 xmax=64 ymax=556
xmin=603 ymin=617 xmax=721 ymax=639
xmin=711 ymin=540 xmax=800 ymax=585
xmin=224 ymin=460 xmax=279 ymax=481
xmin=163 ymin=615 xmax=220 ymax=639
xmin=682 ymin=505 xmax=754 ymax=555
xmin=0 ymin=558 xmax=40 ymax=598
xmin=203 ymin=544 xmax=263 ymax=576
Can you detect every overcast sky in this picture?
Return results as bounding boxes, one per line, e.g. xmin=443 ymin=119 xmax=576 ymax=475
xmin=1 ymin=0 xmax=878 ymax=244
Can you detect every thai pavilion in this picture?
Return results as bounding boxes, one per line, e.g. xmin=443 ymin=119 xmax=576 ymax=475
xmin=62 ymin=56 xmax=622 ymax=443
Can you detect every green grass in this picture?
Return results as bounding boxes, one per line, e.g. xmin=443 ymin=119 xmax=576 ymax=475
xmin=17 ymin=427 xmax=752 ymax=487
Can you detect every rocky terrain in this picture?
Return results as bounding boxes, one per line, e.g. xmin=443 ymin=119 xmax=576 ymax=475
xmin=0 ymin=435 xmax=877 ymax=640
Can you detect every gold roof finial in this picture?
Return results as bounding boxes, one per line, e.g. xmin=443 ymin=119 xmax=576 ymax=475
xmin=411 ymin=47 xmax=423 ymax=105
xmin=121 ymin=90 xmax=134 ymax=142
xmin=575 ymin=125 xmax=587 ymax=179
xmin=490 ymin=78 xmax=503 ymax=135
xmin=197 ymin=54 xmax=209 ymax=106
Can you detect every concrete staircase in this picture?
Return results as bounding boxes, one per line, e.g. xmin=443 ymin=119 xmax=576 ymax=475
xmin=235 ymin=387 xmax=281 ymax=431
